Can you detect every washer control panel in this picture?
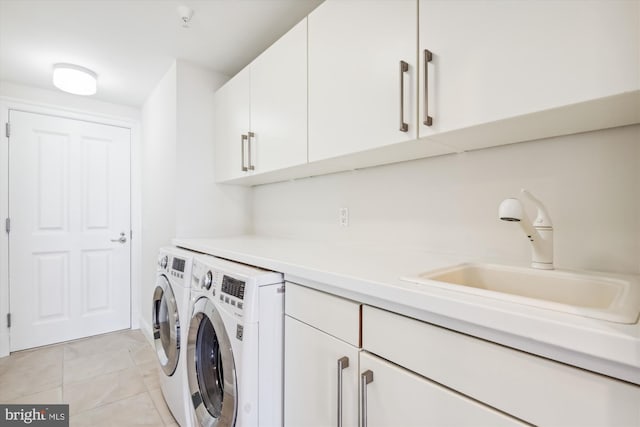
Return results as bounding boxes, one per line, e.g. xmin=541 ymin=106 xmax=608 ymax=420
xmin=219 ymin=275 xmax=246 ymax=311
xmin=191 ymin=259 xmax=246 ymax=317
xmin=158 ymin=253 xmax=189 ymax=286
xmin=158 ymin=255 xmax=168 ymax=270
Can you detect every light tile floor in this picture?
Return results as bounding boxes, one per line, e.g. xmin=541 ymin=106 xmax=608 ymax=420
xmin=0 ymin=329 xmax=178 ymax=427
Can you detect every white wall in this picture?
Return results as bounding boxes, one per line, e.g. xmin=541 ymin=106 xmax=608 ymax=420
xmin=140 ymin=63 xmax=178 ymax=334
xmin=253 ymin=125 xmax=640 ymax=275
xmin=0 ymin=81 xmax=140 ymax=120
xmin=175 ymin=61 xmax=252 ymax=238
xmin=140 ymin=60 xmax=251 ymax=337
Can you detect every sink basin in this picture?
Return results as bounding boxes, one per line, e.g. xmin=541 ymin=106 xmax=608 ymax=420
xmin=402 ymin=263 xmax=640 ymax=324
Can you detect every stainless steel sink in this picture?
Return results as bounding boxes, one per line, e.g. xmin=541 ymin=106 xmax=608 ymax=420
xmin=402 ymin=263 xmax=640 ymax=324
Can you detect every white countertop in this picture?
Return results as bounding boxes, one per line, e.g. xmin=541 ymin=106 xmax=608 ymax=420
xmin=173 ymin=235 xmax=640 ymax=385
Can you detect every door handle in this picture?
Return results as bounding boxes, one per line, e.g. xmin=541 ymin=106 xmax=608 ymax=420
xmin=399 ymin=60 xmax=409 ymax=132
xmin=423 ymin=49 xmax=433 ymax=126
xmin=337 ymin=356 xmax=349 ymax=427
xmin=360 ymin=370 xmax=374 ymax=427
xmin=110 ymin=232 xmax=127 ymax=244
xmin=247 ymin=131 xmax=255 ymax=171
xmin=241 ymin=134 xmax=248 ymax=172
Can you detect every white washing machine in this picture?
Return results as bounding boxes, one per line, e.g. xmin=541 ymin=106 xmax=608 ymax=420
xmin=187 ymin=254 xmax=284 ymax=427
xmin=152 ymin=246 xmax=195 ymax=427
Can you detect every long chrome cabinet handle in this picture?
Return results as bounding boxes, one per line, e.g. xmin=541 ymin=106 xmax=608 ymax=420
xmin=241 ymin=134 xmax=248 ymax=172
xmin=423 ymin=49 xmax=433 ymax=126
xmin=337 ymin=357 xmax=349 ymax=427
xmin=399 ymin=61 xmax=409 ymax=132
xmin=360 ymin=370 xmax=374 ymax=427
xmin=247 ymin=131 xmax=255 ymax=171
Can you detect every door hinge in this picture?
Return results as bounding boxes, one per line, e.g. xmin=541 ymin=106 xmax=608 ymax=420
xmin=4 ymin=218 xmax=9 ymax=234
xmin=6 ymin=313 xmax=11 ymax=328
xmin=5 ymin=122 xmax=9 ymax=138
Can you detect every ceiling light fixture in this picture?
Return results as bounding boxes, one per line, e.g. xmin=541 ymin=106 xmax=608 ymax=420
xmin=52 ymin=63 xmax=97 ymax=96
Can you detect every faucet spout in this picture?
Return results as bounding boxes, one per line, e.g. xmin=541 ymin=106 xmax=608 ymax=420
xmin=521 ymin=189 xmax=553 ymax=229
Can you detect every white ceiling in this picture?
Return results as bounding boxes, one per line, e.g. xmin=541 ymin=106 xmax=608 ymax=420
xmin=0 ymin=0 xmax=323 ymax=107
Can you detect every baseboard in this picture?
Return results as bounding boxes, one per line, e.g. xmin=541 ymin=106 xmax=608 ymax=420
xmin=138 ymin=316 xmax=153 ymax=346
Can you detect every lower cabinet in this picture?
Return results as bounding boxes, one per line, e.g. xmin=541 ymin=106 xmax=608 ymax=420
xmin=284 ymin=282 xmax=362 ymax=427
xmin=284 ymin=282 xmax=640 ymax=427
xmin=284 ymin=282 xmax=523 ymax=427
xmin=359 ymin=351 xmax=523 ymax=427
xmin=363 ymin=305 xmax=640 ymax=427
xmin=284 ymin=316 xmax=360 ymax=427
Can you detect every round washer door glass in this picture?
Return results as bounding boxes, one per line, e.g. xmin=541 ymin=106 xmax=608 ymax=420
xmin=152 ymin=275 xmax=180 ymax=376
xmin=188 ymin=298 xmax=236 ymax=427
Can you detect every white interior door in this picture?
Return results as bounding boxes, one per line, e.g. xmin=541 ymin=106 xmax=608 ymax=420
xmin=8 ymin=110 xmax=131 ymax=351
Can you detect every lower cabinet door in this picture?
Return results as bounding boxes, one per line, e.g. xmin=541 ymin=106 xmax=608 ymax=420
xmin=359 ymin=351 xmax=525 ymax=427
xmin=284 ymin=315 xmax=360 ymax=427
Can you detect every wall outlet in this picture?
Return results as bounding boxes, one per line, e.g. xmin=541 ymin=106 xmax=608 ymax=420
xmin=339 ymin=207 xmax=349 ymax=227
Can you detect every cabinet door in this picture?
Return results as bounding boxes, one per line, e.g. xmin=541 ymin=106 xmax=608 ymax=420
xmin=250 ymin=19 xmax=308 ymax=174
xmin=213 ymin=67 xmax=250 ymax=181
xmin=308 ymin=0 xmax=417 ymax=162
xmin=419 ymin=0 xmax=640 ymax=139
xmin=363 ymin=305 xmax=640 ymax=426
xmin=360 ymin=352 xmax=524 ymax=427
xmin=284 ymin=316 xmax=359 ymax=427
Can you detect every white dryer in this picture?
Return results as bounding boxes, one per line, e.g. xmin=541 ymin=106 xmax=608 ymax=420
xmin=187 ymin=254 xmax=284 ymax=427
xmin=152 ymin=246 xmax=195 ymax=427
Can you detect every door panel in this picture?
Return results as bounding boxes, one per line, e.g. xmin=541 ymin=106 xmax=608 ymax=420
xmin=34 ymin=251 xmax=69 ymax=321
xmin=82 ymin=250 xmax=111 ymax=313
xmin=83 ymin=137 xmax=111 ymax=230
xmin=35 ymin=131 xmax=69 ymax=231
xmin=9 ymin=110 xmax=131 ymax=351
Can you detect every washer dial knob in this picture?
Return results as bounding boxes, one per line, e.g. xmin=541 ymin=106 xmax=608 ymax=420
xmin=203 ymin=270 xmax=213 ymax=290
xmin=160 ymin=255 xmax=168 ymax=269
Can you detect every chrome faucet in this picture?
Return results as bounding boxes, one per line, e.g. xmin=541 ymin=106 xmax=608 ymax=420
xmin=498 ymin=189 xmax=554 ymax=270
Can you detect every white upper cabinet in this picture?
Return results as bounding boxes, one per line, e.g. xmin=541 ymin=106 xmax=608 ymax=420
xmin=419 ymin=0 xmax=640 ymax=142
xmin=214 ymin=67 xmax=250 ymax=182
xmin=215 ymin=0 xmax=639 ymax=185
xmin=214 ymin=19 xmax=308 ymax=182
xmin=308 ymin=0 xmax=419 ymax=162
xmin=251 ymin=19 xmax=308 ymax=174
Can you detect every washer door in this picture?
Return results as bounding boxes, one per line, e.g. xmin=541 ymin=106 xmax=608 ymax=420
xmin=187 ymin=297 xmax=237 ymax=427
xmin=152 ymin=275 xmax=180 ymax=376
